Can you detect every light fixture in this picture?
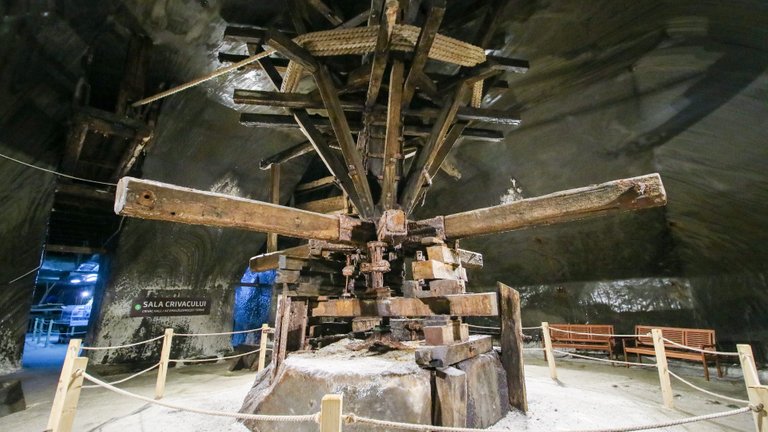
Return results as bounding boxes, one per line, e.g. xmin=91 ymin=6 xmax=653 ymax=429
xmin=81 ymin=291 xmax=91 ymax=298
xmin=70 ymin=278 xmax=82 ymax=284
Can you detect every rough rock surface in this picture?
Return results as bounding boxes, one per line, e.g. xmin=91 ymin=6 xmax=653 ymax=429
xmin=0 ymin=379 xmax=26 ymax=417
xmin=455 ymin=350 xmax=510 ymax=428
xmin=239 ymin=339 xmax=432 ymax=432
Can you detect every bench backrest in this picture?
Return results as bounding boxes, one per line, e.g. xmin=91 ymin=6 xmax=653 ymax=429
xmin=549 ymin=324 xmax=614 ymax=342
xmin=634 ymin=325 xmax=716 ymax=349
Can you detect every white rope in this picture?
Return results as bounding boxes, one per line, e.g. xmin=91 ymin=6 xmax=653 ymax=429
xmin=552 ymin=349 xmax=655 ymax=367
xmin=175 ymin=328 xmax=267 ymax=337
xmin=661 ymin=338 xmax=740 ymax=357
xmin=522 ymin=326 xmax=543 ymax=330
xmin=0 ymin=152 xmax=117 ymax=186
xmin=169 ymin=347 xmax=262 ymax=363
xmin=668 ymin=370 xmax=750 ymax=404
xmin=81 ymin=372 xmax=320 ymax=423
xmin=80 ymin=335 xmax=165 ymax=351
xmin=344 ymin=406 xmax=755 ymax=432
xmin=6 ymin=265 xmax=41 ymax=284
xmin=549 ymin=328 xmax=649 ymax=338
xmin=82 ymin=363 xmax=160 ymax=389
xmin=556 ymin=406 xmax=755 ymax=432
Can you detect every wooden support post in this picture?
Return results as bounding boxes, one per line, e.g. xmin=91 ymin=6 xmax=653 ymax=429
xmin=258 ymin=324 xmax=269 ymax=372
xmin=155 ymin=328 xmax=174 ymax=400
xmin=739 ymin=344 xmax=767 ymax=431
xmin=267 ymin=164 xmax=280 ymax=252
xmin=541 ymin=322 xmax=558 ymax=381
xmin=402 ymin=0 xmax=446 ymax=107
xmin=498 ymin=282 xmax=527 ymax=412
xmin=319 ymin=394 xmax=343 ymax=432
xmin=652 ymin=328 xmax=674 ymax=409
xmin=380 ymin=59 xmax=404 ymax=210
xmin=46 ymin=339 xmax=86 ymax=432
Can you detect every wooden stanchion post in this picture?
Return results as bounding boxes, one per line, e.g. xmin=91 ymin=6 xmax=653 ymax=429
xmin=47 ymin=339 xmax=88 ymax=432
xmin=319 ymin=394 xmax=343 ymax=432
xmin=155 ymin=328 xmax=174 ymax=400
xmin=541 ymin=322 xmax=558 ymax=380
xmin=46 ymin=319 xmax=54 ymax=348
xmin=738 ymin=344 xmax=768 ymax=432
xmin=33 ymin=318 xmax=39 ymax=344
xmin=652 ymin=328 xmax=674 ymax=409
xmin=258 ymin=324 xmax=269 ymax=372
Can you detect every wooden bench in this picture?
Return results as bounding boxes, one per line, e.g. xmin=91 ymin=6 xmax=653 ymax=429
xmin=623 ymin=325 xmax=723 ymax=381
xmin=546 ymin=324 xmax=616 ymax=359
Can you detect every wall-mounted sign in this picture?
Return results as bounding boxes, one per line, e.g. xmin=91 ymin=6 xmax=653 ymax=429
xmin=130 ymin=296 xmax=211 ymax=317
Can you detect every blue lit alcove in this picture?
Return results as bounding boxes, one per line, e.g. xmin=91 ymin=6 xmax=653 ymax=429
xmin=231 ymin=267 xmax=275 ymax=346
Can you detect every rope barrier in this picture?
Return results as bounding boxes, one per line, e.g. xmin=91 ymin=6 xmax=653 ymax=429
xmin=667 ymin=370 xmax=750 ymax=404
xmin=80 ymin=335 xmax=165 ymax=351
xmin=549 ymin=328 xmax=650 ymax=338
xmin=0 ymin=151 xmax=117 ymax=186
xmin=343 ymin=405 xmax=755 ymax=432
xmin=82 ymin=363 xmax=160 ymax=389
xmin=175 ymin=328 xmax=265 ymax=337
xmin=661 ymin=338 xmax=740 ymax=357
xmin=169 ymin=347 xmax=262 ymax=364
xmin=552 ymin=349 xmax=656 ymax=368
xmin=81 ymin=371 xmax=320 ymax=423
xmin=6 ymin=265 xmax=42 ymax=285
xmin=522 ymin=326 xmax=543 ymax=330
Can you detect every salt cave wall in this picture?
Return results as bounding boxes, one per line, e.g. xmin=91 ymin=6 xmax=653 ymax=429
xmin=88 ymin=89 xmax=308 ymax=364
xmin=419 ymin=1 xmax=768 ymax=358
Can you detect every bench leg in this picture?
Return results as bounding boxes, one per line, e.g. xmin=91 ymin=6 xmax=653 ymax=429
xmin=623 ymin=350 xmax=630 ymax=368
xmin=702 ymin=353 xmax=710 ymax=381
xmin=715 ymin=355 xmax=723 ymax=378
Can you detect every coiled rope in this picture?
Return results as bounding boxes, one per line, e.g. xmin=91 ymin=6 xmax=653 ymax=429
xmin=667 ymin=370 xmax=750 ymax=404
xmin=80 ymin=335 xmax=165 ymax=351
xmin=81 ymin=371 xmax=320 ymax=423
xmin=82 ymin=363 xmax=160 ymax=389
xmin=133 ymin=24 xmax=486 ymax=107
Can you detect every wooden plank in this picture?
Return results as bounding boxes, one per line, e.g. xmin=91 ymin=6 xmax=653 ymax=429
xmin=312 ymin=292 xmax=498 ymax=317
xmin=234 ymin=91 xmax=520 ymax=125
xmin=62 ymin=122 xmax=89 ymax=173
xmin=434 ymin=367 xmax=468 ymax=427
xmin=474 ymin=0 xmax=507 ymax=49
xmin=115 ymin=177 xmax=343 ymax=242
xmin=295 ymin=176 xmax=337 ymax=192
xmin=217 ymin=52 xmax=290 ymax=71
xmin=260 ymin=141 xmax=315 ymax=170
xmin=442 ymin=173 xmax=668 ymax=239
xmin=498 ymin=282 xmax=527 ymax=412
xmin=250 ymin=245 xmax=311 ymax=272
xmin=425 ymin=324 xmax=454 ymax=345
xmin=427 ymin=121 xmax=467 ymax=179
xmin=306 ymin=0 xmax=344 ymax=26
xmin=240 ymin=112 xmax=505 ymax=140
xmin=286 ymin=299 xmax=309 ymax=351
xmin=400 ymin=84 xmax=470 ymax=214
xmin=426 ymin=245 xmax=457 ymax=264
xmin=264 ymin=29 xmax=318 ymax=73
xmin=402 ymin=0 xmax=446 ymax=107
xmin=267 ymin=164 xmax=280 ymax=252
xmin=296 ymin=195 xmax=347 ymax=214
xmin=412 ymin=259 xmax=457 ymax=280
xmin=457 ymin=249 xmax=483 ymax=270
xmin=46 ymin=244 xmax=106 ymax=255
xmin=312 ymin=64 xmax=376 ymax=218
xmin=380 ymin=59 xmax=404 ymax=210
xmin=415 ymin=335 xmax=493 ymax=367
xmin=272 ymin=295 xmax=291 ymax=378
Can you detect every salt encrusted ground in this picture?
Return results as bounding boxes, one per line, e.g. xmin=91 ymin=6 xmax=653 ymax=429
xmin=0 ymin=351 xmax=753 ymax=431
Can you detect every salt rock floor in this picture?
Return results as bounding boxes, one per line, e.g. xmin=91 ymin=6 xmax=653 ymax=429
xmin=1 ymin=352 xmax=753 ymax=431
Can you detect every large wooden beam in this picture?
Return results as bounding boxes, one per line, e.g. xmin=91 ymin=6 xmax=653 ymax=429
xmin=442 ymin=173 xmax=668 ymax=239
xmin=267 ymin=164 xmax=280 ymax=252
xmin=115 ymin=177 xmax=354 ymax=242
xmin=233 ymin=90 xmax=520 ymax=125
xmin=365 ymin=0 xmax=398 ymax=108
xmin=402 ymin=0 xmax=445 ymax=107
xmin=259 ymin=140 xmax=315 ymax=170
xmin=415 ymin=335 xmax=493 ymax=367
xmin=239 ymin=113 xmax=504 ymax=141
xmin=380 ymin=59 xmax=404 ymax=210
xmin=249 ymin=245 xmax=311 ymax=272
xmin=311 ymin=292 xmax=499 ymax=317
xmin=498 ymin=282 xmax=527 ymax=412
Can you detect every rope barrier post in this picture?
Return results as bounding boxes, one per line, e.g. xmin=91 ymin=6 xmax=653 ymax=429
xmin=46 ymin=339 xmax=88 ymax=432
xmin=258 ymin=324 xmax=269 ymax=372
xmin=33 ymin=318 xmax=39 ymax=344
xmin=541 ymin=322 xmax=558 ymax=380
xmin=652 ymin=328 xmax=674 ymax=409
xmin=738 ymin=344 xmax=768 ymax=431
xmin=319 ymin=394 xmax=343 ymax=432
xmin=155 ymin=328 xmax=174 ymax=400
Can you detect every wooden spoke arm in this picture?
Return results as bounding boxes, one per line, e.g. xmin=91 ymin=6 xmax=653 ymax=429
xmin=114 ymin=177 xmax=374 ymax=243
xmin=433 ymin=173 xmax=667 ymax=239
